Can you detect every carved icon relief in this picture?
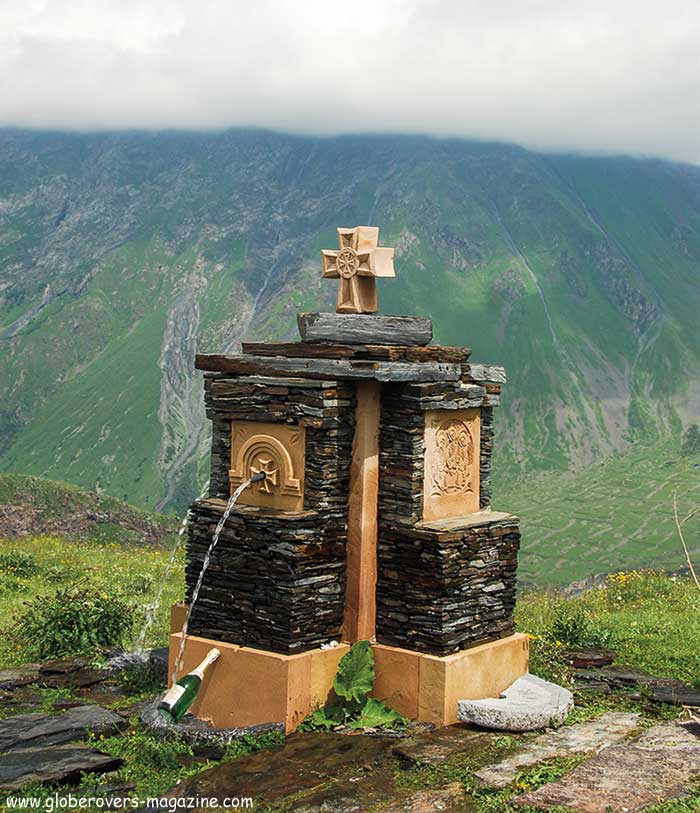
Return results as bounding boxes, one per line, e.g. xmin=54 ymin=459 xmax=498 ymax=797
xmin=430 ymin=418 xmax=475 ymax=497
xmin=229 ymin=421 xmax=306 ymax=512
xmin=423 ymin=409 xmax=480 ymax=522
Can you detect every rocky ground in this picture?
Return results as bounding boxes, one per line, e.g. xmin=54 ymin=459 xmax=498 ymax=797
xmin=1 ymin=649 xmax=699 ymax=812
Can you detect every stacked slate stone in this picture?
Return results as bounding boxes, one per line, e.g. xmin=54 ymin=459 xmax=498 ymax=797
xmin=376 ymin=363 xmax=519 ymax=657
xmin=375 ymin=514 xmax=519 ymax=655
xmin=185 ymin=375 xmax=355 ymax=654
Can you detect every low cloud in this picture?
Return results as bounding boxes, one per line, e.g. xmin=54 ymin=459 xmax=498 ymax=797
xmin=1 ymin=0 xmax=699 ymax=162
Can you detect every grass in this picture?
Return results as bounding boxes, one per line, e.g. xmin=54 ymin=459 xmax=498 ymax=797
xmin=0 ymin=534 xmax=184 ymax=667
xmin=517 ymin=569 xmax=700 ymax=686
xmin=3 ymin=725 xmax=283 ymax=811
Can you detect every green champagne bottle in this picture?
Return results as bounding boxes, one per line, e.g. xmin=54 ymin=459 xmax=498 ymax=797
xmin=158 ymin=648 xmax=220 ymax=722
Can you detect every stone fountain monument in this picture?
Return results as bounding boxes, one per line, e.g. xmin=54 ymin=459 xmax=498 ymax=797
xmin=168 ymin=226 xmax=529 ymax=732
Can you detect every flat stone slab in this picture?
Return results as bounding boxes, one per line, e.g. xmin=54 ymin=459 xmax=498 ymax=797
xmin=393 ymin=726 xmax=492 ymax=766
xmin=513 ymin=722 xmax=700 ymax=811
xmin=564 ymin=648 xmax=615 ymax=669
xmin=0 ymin=704 xmax=124 ymax=751
xmin=574 ymin=665 xmax=700 ymax=705
xmin=475 ymin=711 xmax=641 ymax=788
xmin=164 ymin=732 xmax=394 ymax=804
xmin=195 ymin=352 xmax=460 ymax=383
xmin=0 ymin=744 xmax=123 ymax=791
xmin=297 ymin=312 xmax=433 ymax=346
xmin=0 ymin=665 xmax=41 ymax=690
xmin=37 ymin=656 xmax=105 ymax=689
xmin=457 ymin=674 xmax=573 ymax=731
xmin=651 ymin=683 xmax=700 ymax=706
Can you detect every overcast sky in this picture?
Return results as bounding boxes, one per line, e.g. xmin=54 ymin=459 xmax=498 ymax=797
xmin=1 ymin=0 xmax=699 ymax=163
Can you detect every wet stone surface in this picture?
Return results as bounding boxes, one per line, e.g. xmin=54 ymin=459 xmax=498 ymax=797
xmin=393 ymin=724 xmax=492 ymax=766
xmin=165 ymin=732 xmax=394 ymax=804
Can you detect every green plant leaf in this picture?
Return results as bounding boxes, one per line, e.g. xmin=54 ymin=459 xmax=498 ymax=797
xmin=349 ymin=697 xmax=408 ymax=730
xmin=333 ymin=640 xmax=375 ymax=704
xmin=299 ymin=704 xmax=346 ymax=731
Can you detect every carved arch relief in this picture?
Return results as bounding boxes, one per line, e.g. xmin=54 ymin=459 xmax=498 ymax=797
xmin=229 ymin=421 xmax=306 ymax=512
xmin=423 ymin=408 xmax=480 ymax=521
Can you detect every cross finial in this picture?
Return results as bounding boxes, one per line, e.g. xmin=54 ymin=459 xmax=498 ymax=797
xmin=321 ymin=226 xmax=396 ymax=314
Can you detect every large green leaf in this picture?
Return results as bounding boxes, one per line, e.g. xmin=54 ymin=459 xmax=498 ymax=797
xmin=301 ymin=705 xmax=346 ymax=731
xmin=349 ymin=697 xmax=408 ymax=731
xmin=333 ymin=640 xmax=375 ymax=704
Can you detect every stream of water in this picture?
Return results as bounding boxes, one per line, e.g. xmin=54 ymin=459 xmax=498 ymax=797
xmin=109 ymin=475 xmax=260 ymax=675
xmin=170 ymin=474 xmax=262 ymax=685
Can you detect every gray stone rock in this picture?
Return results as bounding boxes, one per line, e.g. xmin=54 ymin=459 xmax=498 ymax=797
xmin=513 ymin=722 xmax=700 ymax=812
xmin=651 ymin=683 xmax=700 ymax=706
xmin=0 ymin=704 xmax=124 ymax=751
xmin=0 ymin=664 xmax=41 ymax=690
xmin=457 ymin=674 xmax=573 ymax=731
xmin=147 ymin=647 xmax=169 ymax=681
xmin=297 ymin=312 xmax=433 ymax=346
xmin=393 ymin=726 xmax=491 ymax=766
xmin=475 ymin=711 xmax=641 ymax=788
xmin=0 ymin=744 xmax=123 ymax=791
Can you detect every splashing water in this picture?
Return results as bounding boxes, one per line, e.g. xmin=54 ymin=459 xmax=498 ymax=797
xmin=107 ymin=480 xmax=210 ymax=672
xmin=137 ymin=481 xmax=211 ymax=651
xmin=171 ymin=474 xmax=263 ymax=685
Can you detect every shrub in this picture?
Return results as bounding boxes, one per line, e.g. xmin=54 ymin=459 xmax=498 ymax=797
xmin=681 ymin=424 xmax=700 ymax=457
xmin=549 ymin=605 xmax=616 ymax=649
xmin=15 ymin=583 xmax=135 ymax=659
xmin=0 ymin=549 xmax=41 ymax=578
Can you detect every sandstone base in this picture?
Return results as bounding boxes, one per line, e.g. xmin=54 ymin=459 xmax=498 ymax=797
xmin=168 ymin=605 xmax=529 ymax=732
xmin=373 ymin=634 xmax=530 ymax=727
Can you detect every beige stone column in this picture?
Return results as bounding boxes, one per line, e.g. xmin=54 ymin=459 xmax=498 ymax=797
xmin=343 ymin=380 xmax=381 ymax=642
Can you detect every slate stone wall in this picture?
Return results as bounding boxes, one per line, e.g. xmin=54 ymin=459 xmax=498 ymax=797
xmin=480 ymin=406 xmax=494 ymax=509
xmin=376 ymin=380 xmax=518 ymax=657
xmin=186 ymin=355 xmax=516 ymax=659
xmin=376 ymin=516 xmax=520 ymax=655
xmin=186 ymin=500 xmax=346 ymax=653
xmin=185 ymin=374 xmax=355 ymax=654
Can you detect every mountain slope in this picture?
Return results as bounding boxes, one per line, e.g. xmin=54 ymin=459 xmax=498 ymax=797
xmin=1 ymin=129 xmax=699 ymax=580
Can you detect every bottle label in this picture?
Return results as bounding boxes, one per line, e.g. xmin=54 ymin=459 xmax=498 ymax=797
xmin=160 ymin=684 xmax=187 ymax=709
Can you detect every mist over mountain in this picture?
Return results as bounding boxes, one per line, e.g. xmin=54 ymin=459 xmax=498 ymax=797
xmin=1 ymin=127 xmax=699 ymax=581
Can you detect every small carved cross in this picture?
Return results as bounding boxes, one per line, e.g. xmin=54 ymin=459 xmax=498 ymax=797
xmin=250 ymin=455 xmax=278 ymax=494
xmin=321 ymin=226 xmax=396 ymax=314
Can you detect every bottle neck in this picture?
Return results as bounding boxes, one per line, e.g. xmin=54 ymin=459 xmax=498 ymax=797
xmin=188 ymin=647 xmax=220 ymax=681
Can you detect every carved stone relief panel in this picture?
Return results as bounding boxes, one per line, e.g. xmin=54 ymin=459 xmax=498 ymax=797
xmin=423 ymin=408 xmax=480 ymax=521
xmin=229 ymin=421 xmax=306 ymax=512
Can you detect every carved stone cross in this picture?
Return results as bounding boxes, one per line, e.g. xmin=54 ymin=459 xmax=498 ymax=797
xmin=321 ymin=226 xmax=396 ymax=314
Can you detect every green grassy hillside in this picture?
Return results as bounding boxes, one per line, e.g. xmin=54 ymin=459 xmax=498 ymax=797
xmin=1 ymin=129 xmax=700 ymax=582
xmin=501 ymin=438 xmax=700 ymax=584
